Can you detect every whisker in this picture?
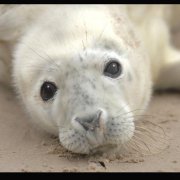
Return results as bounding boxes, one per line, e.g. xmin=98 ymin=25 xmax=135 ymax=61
xmin=96 ymin=23 xmax=108 ymax=43
xmin=113 ymin=108 xmax=146 ymax=119
xmin=129 ymin=137 xmax=153 ymax=154
xmin=125 ymin=139 xmax=143 ymax=154
xmin=144 ymin=120 xmax=167 ymax=136
xmin=133 ymin=132 xmax=168 ymax=151
xmin=134 ymin=129 xmax=166 ymax=144
xmin=135 ymin=124 xmax=167 ymax=139
xmin=21 ymin=42 xmax=62 ymax=71
xmin=135 ymin=125 xmax=167 ymax=139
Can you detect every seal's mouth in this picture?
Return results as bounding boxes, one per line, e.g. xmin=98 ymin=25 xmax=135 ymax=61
xmin=59 ymin=128 xmax=108 ymax=154
xmin=59 ymin=130 xmax=118 ymax=155
xmin=59 ymin=120 xmax=134 ymax=154
xmin=59 ymin=109 xmax=135 ymax=154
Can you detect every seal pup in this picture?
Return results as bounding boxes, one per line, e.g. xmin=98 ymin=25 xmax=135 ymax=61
xmin=0 ymin=5 xmax=179 ymax=154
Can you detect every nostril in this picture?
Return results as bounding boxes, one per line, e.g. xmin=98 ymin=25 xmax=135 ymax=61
xmin=75 ymin=110 xmax=102 ymax=131
xmin=75 ymin=118 xmax=94 ymax=131
xmin=95 ymin=110 xmax=102 ymax=121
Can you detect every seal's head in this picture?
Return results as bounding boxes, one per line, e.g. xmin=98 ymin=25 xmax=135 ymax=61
xmin=13 ymin=6 xmax=152 ymax=154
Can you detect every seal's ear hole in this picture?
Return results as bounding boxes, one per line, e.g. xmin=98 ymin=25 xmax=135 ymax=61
xmin=103 ymin=59 xmax=122 ymax=78
xmin=40 ymin=81 xmax=57 ymax=101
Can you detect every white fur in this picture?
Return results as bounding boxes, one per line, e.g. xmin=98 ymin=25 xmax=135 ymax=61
xmin=0 ymin=5 xmax=179 ymax=154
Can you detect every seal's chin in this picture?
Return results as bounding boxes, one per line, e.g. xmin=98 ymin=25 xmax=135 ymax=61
xmin=59 ymin=117 xmax=135 ymax=154
xmin=59 ymin=131 xmax=116 ymax=155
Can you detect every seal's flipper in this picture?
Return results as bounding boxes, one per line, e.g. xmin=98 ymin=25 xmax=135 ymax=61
xmin=154 ymin=47 xmax=180 ymax=90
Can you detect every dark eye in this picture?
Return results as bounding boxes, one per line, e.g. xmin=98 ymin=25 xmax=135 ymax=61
xmin=104 ymin=60 xmax=122 ymax=78
xmin=40 ymin=81 xmax=57 ymax=101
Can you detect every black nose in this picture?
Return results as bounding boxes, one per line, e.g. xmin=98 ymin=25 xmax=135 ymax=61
xmin=75 ymin=110 xmax=102 ymax=131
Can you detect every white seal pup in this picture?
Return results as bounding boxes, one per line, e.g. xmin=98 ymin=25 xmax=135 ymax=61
xmin=0 ymin=5 xmax=179 ymax=154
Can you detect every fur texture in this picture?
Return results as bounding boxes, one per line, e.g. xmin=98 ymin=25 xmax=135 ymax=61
xmin=0 ymin=5 xmax=179 ymax=154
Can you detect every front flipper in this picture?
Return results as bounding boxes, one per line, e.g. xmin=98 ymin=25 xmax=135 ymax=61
xmin=155 ymin=47 xmax=180 ymax=90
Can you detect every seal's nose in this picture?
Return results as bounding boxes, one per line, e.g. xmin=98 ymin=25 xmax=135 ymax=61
xmin=75 ymin=110 xmax=102 ymax=131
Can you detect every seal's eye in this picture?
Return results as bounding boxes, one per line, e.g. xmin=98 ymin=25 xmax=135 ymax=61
xmin=40 ymin=82 xmax=57 ymax=101
xmin=104 ymin=60 xmax=122 ymax=78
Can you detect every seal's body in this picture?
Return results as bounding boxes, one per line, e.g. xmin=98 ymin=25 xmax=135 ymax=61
xmin=0 ymin=5 xmax=179 ymax=154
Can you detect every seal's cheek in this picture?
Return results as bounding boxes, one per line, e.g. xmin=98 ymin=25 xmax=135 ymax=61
xmin=105 ymin=116 xmax=135 ymax=145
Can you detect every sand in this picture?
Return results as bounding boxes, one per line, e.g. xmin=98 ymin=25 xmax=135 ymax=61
xmin=0 ymin=83 xmax=180 ymax=172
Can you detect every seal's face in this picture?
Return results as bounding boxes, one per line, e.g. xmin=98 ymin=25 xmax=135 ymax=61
xmin=14 ymin=45 xmax=140 ymax=154
xmin=38 ymin=49 xmax=135 ymax=154
xmin=13 ymin=7 xmax=152 ymax=154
